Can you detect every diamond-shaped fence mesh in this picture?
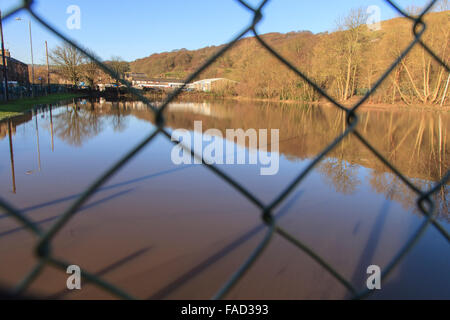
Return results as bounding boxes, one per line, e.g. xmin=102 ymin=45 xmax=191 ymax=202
xmin=0 ymin=0 xmax=449 ymax=300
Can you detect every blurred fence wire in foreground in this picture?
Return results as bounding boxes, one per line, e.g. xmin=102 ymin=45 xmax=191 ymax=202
xmin=0 ymin=0 xmax=449 ymax=300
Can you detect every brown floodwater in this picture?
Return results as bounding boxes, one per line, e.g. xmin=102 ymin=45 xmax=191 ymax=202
xmin=0 ymin=98 xmax=449 ymax=299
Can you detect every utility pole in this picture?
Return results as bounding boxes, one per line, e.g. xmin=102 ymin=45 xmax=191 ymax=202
xmin=45 ymin=40 xmax=50 ymax=95
xmin=29 ymin=20 xmax=35 ymax=98
xmin=16 ymin=17 xmax=35 ymax=97
xmin=0 ymin=10 xmax=9 ymax=101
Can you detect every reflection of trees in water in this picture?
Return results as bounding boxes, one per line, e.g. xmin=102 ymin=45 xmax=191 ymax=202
xmin=110 ymin=102 xmax=128 ymax=132
xmin=44 ymin=98 xmax=448 ymax=220
xmin=317 ymin=158 xmax=361 ymax=195
xmin=370 ymin=170 xmax=417 ymax=211
xmin=369 ymin=170 xmax=449 ymax=222
xmin=52 ymin=100 xmax=130 ymax=146
xmin=159 ymin=100 xmax=448 ymax=220
xmin=160 ymin=101 xmax=448 ymax=183
xmin=53 ymin=103 xmax=103 ymax=146
xmin=435 ymin=186 xmax=450 ymax=222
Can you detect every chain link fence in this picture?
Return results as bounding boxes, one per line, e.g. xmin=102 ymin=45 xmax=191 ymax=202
xmin=0 ymin=0 xmax=449 ymax=300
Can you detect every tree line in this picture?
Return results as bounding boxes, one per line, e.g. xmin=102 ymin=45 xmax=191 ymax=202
xmin=132 ymin=7 xmax=449 ymax=106
xmin=218 ymin=8 xmax=449 ymax=105
xmin=48 ymin=45 xmax=130 ymax=87
xmin=48 ymin=6 xmax=449 ymax=106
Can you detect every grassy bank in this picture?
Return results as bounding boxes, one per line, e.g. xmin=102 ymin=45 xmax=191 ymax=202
xmin=0 ymin=93 xmax=83 ymax=121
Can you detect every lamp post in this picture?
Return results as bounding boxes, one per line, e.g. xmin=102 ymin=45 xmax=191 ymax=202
xmin=15 ymin=17 xmax=35 ymax=98
xmin=0 ymin=10 xmax=9 ymax=101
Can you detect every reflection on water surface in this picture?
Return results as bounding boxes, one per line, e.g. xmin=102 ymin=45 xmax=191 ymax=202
xmin=0 ymin=98 xmax=448 ymax=299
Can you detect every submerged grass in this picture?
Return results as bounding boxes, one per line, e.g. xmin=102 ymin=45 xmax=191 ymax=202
xmin=0 ymin=93 xmax=82 ymax=121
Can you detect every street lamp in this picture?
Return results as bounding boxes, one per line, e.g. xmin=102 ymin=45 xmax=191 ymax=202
xmin=15 ymin=17 xmax=35 ymax=98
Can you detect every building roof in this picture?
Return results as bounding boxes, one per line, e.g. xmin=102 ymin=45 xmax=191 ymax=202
xmin=125 ymin=72 xmax=184 ymax=84
xmin=0 ymin=54 xmax=28 ymax=67
xmin=192 ymin=78 xmax=237 ymax=85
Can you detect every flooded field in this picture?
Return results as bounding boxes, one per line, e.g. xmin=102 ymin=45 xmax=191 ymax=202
xmin=0 ymin=98 xmax=449 ymax=299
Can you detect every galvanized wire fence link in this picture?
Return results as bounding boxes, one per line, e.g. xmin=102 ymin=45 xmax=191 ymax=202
xmin=0 ymin=0 xmax=449 ymax=300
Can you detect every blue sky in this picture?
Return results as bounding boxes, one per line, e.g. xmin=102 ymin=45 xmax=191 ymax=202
xmin=1 ymin=0 xmax=433 ymax=65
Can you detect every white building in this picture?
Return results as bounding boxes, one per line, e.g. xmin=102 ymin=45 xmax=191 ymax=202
xmin=189 ymin=78 xmax=237 ymax=92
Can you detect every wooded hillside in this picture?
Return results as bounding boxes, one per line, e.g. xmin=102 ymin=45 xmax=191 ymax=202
xmin=130 ymin=10 xmax=449 ymax=105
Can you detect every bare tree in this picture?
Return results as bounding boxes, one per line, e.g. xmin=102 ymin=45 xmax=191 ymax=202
xmin=337 ymin=8 xmax=369 ymax=101
xmin=49 ymin=43 xmax=85 ymax=85
xmin=436 ymin=0 xmax=449 ymax=11
xmin=81 ymin=52 xmax=101 ymax=88
xmin=107 ymin=56 xmax=130 ymax=85
xmin=405 ymin=5 xmax=423 ymax=17
xmin=315 ymin=8 xmax=370 ymax=101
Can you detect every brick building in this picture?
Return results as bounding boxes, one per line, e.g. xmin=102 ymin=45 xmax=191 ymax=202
xmin=0 ymin=50 xmax=30 ymax=86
